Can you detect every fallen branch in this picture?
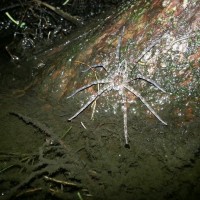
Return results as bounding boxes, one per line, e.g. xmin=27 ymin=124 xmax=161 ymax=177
xmin=33 ymin=0 xmax=82 ymax=26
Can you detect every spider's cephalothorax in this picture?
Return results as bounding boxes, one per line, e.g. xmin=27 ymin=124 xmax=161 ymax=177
xmin=67 ymin=26 xmax=167 ymax=145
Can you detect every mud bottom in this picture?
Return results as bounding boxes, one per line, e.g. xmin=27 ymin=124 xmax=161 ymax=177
xmin=0 ymin=88 xmax=200 ymax=200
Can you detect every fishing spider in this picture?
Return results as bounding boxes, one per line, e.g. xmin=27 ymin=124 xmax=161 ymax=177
xmin=67 ymin=27 xmax=167 ymax=145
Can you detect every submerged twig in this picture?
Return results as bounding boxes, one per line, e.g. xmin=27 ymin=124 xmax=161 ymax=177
xmin=9 ymin=111 xmax=68 ymax=150
xmin=44 ymin=175 xmax=81 ymax=188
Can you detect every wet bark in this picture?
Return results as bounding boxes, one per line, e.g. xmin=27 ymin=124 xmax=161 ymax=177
xmin=31 ymin=0 xmax=199 ymax=120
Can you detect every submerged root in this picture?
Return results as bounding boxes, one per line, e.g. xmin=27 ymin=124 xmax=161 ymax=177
xmin=0 ymin=112 xmax=90 ymax=200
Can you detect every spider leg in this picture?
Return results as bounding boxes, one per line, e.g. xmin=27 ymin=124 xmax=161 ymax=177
xmin=125 ymin=86 xmax=167 ymax=125
xmin=67 ymin=80 xmax=110 ymax=99
xmin=136 ymin=75 xmax=166 ymax=93
xmin=121 ymin=88 xmax=129 ymax=145
xmin=68 ymin=85 xmax=112 ymax=121
xmin=82 ymin=64 xmax=107 ymax=73
xmin=116 ymin=26 xmax=125 ymax=61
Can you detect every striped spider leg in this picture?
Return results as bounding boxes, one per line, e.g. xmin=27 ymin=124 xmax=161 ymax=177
xmin=67 ymin=26 xmax=167 ymax=145
xmin=67 ymin=78 xmax=111 ymax=121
